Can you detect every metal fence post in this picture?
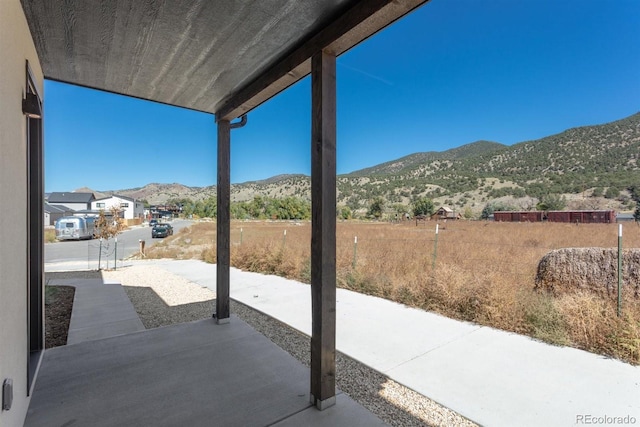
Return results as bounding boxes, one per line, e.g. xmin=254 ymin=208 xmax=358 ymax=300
xmin=618 ymin=224 xmax=623 ymax=317
xmin=432 ymin=224 xmax=439 ymax=271
xmin=352 ymin=236 xmax=358 ymax=269
xmin=98 ymin=238 xmax=103 ymax=270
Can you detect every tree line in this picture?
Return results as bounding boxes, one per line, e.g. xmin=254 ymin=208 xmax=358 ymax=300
xmin=167 ymin=196 xmax=311 ymax=220
xmin=166 ymin=195 xmax=441 ymax=221
xmin=167 ymin=190 xmax=640 ymax=222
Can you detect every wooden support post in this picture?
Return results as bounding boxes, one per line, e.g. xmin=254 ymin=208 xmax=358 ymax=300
xmin=216 ymin=119 xmax=231 ymax=324
xmin=310 ymin=49 xmax=337 ymax=410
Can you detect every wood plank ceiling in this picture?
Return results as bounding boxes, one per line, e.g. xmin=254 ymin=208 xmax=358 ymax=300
xmin=21 ymin=0 xmax=428 ymax=120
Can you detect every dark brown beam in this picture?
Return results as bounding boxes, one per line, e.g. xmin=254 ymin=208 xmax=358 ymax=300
xmin=309 ymin=50 xmax=337 ymax=410
xmin=216 ymin=0 xmax=428 ymax=121
xmin=216 ymin=119 xmax=231 ymax=324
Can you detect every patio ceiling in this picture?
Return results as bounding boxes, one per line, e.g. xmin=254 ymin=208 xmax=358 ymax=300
xmin=21 ymin=0 xmax=428 ymax=120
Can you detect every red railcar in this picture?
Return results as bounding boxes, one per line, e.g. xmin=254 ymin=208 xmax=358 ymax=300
xmin=493 ymin=211 xmax=544 ymax=222
xmin=546 ymin=210 xmax=616 ymax=224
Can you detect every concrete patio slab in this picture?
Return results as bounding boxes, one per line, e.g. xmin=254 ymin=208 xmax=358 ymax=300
xmin=272 ymin=393 xmax=387 ymax=427
xmin=26 ymin=317 xmax=387 ymax=427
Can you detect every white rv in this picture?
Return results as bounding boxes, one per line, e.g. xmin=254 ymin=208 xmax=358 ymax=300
xmin=55 ymin=216 xmax=96 ymax=240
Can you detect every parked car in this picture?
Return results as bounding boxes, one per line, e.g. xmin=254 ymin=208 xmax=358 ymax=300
xmin=158 ymin=223 xmax=173 ymax=235
xmin=149 ymin=219 xmax=158 ymax=227
xmin=151 ymin=225 xmax=170 ymax=238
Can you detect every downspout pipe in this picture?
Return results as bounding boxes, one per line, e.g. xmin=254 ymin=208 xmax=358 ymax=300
xmin=230 ymin=114 xmax=247 ymax=129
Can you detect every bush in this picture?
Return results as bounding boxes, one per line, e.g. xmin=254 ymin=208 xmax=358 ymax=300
xmin=45 ymin=229 xmax=57 ymax=243
xmin=605 ymin=186 xmax=620 ymax=199
xmin=536 ymin=194 xmax=567 ymax=211
xmin=481 ymin=201 xmax=515 ymax=219
xmin=523 ymin=293 xmax=569 ymax=345
xmin=367 ymin=197 xmax=385 ymax=219
xmin=340 ymin=206 xmax=352 ymax=220
xmin=412 ymin=197 xmax=435 ymax=217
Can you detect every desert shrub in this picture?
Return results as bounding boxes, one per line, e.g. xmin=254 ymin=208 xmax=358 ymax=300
xmin=45 ymin=229 xmax=57 ymax=243
xmin=422 ymin=264 xmax=491 ymax=322
xmin=523 ymin=292 xmax=569 ymax=345
xmin=338 ymin=270 xmax=381 ymax=296
xmin=201 ymin=245 xmax=216 ymax=264
xmin=232 ymin=241 xmax=303 ymax=279
xmin=558 ymin=291 xmax=639 ymax=364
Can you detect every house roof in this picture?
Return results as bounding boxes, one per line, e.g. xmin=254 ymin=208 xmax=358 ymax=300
xmin=617 ymin=213 xmax=635 ymax=220
xmin=72 ymin=210 xmax=107 ymax=216
xmin=44 ymin=203 xmax=73 ymax=214
xmin=47 ymin=192 xmax=96 ymax=203
xmin=20 ymin=0 xmax=428 ymax=120
xmin=93 ymin=194 xmax=137 ymax=203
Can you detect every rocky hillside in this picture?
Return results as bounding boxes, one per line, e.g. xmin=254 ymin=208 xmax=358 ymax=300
xmin=87 ymin=183 xmax=213 ymax=205
xmin=347 ymin=140 xmax=506 ymax=176
xmin=82 ymin=112 xmax=640 ymax=212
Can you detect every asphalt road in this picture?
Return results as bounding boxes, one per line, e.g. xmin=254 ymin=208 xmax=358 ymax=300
xmin=45 ymin=219 xmax=194 ymax=266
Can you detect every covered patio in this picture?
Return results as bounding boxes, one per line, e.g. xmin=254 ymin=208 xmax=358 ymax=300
xmin=19 ymin=0 xmax=430 ymax=423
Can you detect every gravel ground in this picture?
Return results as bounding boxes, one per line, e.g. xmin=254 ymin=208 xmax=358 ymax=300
xmin=101 ymin=264 xmax=477 ymax=427
xmin=44 ymin=285 xmax=75 ymax=348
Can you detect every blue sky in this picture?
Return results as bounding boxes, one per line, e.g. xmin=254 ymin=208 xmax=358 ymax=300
xmin=44 ymin=0 xmax=640 ymax=192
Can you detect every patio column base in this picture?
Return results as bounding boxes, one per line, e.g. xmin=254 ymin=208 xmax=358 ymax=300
xmin=310 ymin=394 xmax=335 ymax=411
xmin=216 ymin=317 xmax=230 ymax=325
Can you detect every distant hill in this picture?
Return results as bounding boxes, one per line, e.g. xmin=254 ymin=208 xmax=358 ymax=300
xmin=243 ymin=174 xmax=307 ymax=185
xmin=99 ymin=183 xmax=215 ymax=205
xmin=73 ymin=112 xmax=640 ymax=213
xmin=348 ymin=140 xmax=506 ymax=176
xmin=336 ymin=112 xmax=640 ymax=212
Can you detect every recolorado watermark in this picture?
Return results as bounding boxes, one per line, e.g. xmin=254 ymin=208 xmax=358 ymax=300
xmin=576 ymin=414 xmax=637 ymax=425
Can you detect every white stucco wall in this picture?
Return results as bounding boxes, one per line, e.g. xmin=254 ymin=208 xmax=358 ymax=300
xmin=133 ymin=200 xmax=145 ymax=219
xmin=92 ymin=196 xmax=144 ymax=219
xmin=0 ymin=1 xmax=43 ymax=425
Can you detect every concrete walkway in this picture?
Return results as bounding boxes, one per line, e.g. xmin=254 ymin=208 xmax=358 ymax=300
xmin=138 ymin=259 xmax=640 ymax=427
xmin=47 ymin=276 xmax=145 ymax=344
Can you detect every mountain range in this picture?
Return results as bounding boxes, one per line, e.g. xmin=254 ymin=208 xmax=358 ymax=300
xmin=82 ymin=112 xmax=640 ymax=213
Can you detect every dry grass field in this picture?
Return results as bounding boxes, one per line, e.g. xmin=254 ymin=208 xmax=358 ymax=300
xmin=146 ymin=219 xmax=640 ymax=365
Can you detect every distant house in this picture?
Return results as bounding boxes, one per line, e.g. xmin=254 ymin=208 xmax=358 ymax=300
xmin=47 ymin=192 xmax=95 ymax=211
xmin=431 ymin=206 xmax=461 ymax=220
xmin=91 ymin=194 xmax=145 ymax=220
xmin=149 ymin=204 xmax=180 ymax=220
xmin=44 ymin=203 xmax=74 ymax=226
